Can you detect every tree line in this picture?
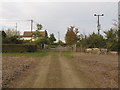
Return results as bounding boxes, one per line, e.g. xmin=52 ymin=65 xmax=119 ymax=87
xmin=1 ymin=24 xmax=58 ymax=48
xmin=65 ymin=25 xmax=119 ymax=52
xmin=1 ymin=22 xmax=119 ymax=51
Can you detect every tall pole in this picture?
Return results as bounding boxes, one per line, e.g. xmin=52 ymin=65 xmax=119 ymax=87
xmin=15 ymin=23 xmax=17 ymax=36
xmin=16 ymin=23 xmax=17 ymax=31
xmin=97 ymin=15 xmax=100 ymax=35
xmin=58 ymin=32 xmax=60 ymax=46
xmin=31 ymin=20 xmax=33 ymax=33
xmin=58 ymin=32 xmax=60 ymax=41
xmin=94 ymin=14 xmax=104 ymax=35
xmin=30 ymin=20 xmax=33 ymax=42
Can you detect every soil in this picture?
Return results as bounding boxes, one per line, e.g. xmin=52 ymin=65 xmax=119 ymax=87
xmin=2 ymin=52 xmax=118 ymax=88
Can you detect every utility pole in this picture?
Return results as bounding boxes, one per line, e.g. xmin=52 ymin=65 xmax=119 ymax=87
xmin=15 ymin=23 xmax=17 ymax=35
xmin=30 ymin=20 xmax=33 ymax=42
xmin=58 ymin=32 xmax=60 ymax=41
xmin=58 ymin=32 xmax=60 ymax=45
xmin=94 ymin=14 xmax=104 ymax=35
xmin=15 ymin=23 xmax=17 ymax=31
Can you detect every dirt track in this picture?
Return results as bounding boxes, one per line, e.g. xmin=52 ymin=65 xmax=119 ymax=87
xmin=3 ymin=52 xmax=118 ymax=88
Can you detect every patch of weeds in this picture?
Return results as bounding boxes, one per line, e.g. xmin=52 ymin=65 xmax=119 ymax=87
xmin=63 ymin=51 xmax=74 ymax=59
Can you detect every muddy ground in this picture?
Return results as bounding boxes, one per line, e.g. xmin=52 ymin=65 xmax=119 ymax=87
xmin=2 ymin=52 xmax=118 ymax=88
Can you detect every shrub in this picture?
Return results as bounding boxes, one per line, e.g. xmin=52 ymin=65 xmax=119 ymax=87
xmin=3 ymin=36 xmax=23 ymax=44
xmin=2 ymin=44 xmax=37 ymax=53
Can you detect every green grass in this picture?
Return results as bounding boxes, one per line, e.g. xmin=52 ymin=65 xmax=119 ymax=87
xmin=63 ymin=51 xmax=74 ymax=59
xmin=2 ymin=51 xmax=48 ymax=57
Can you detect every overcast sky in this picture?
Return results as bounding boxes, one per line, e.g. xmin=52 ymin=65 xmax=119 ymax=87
xmin=0 ymin=2 xmax=118 ymax=41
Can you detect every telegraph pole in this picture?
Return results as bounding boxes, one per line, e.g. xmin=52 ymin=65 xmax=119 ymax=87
xmin=31 ymin=20 xmax=33 ymax=33
xmin=15 ymin=23 xmax=17 ymax=35
xmin=58 ymin=32 xmax=60 ymax=45
xmin=58 ymin=32 xmax=60 ymax=41
xmin=94 ymin=14 xmax=104 ymax=35
xmin=30 ymin=20 xmax=33 ymax=42
xmin=15 ymin=23 xmax=17 ymax=31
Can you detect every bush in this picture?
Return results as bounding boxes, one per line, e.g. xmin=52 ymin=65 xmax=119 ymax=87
xmin=3 ymin=36 xmax=23 ymax=44
xmin=2 ymin=44 xmax=37 ymax=53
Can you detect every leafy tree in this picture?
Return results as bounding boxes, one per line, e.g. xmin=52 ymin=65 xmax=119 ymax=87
xmin=2 ymin=29 xmax=23 ymax=44
xmin=33 ymin=24 xmax=44 ymax=40
xmin=78 ymin=34 xmax=85 ymax=40
xmin=77 ymin=35 xmax=87 ymax=47
xmin=34 ymin=27 xmax=50 ymax=48
xmin=45 ymin=30 xmax=48 ymax=38
xmin=65 ymin=26 xmax=78 ymax=45
xmin=5 ymin=29 xmax=20 ymax=37
xmin=77 ymin=32 xmax=105 ymax=48
xmin=57 ymin=40 xmax=64 ymax=45
xmin=33 ymin=31 xmax=42 ymax=40
xmin=86 ymin=33 xmax=105 ymax=48
xmin=104 ymin=28 xmax=118 ymax=51
xmin=35 ymin=36 xmax=50 ymax=48
xmin=49 ymin=33 xmax=56 ymax=44
xmin=37 ymin=24 xmax=43 ymax=30
xmin=3 ymin=36 xmax=23 ymax=44
xmin=76 ymin=19 xmax=119 ymax=52
xmin=2 ymin=31 xmax=6 ymax=39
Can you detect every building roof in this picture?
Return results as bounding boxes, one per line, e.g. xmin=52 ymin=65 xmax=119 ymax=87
xmin=23 ymin=31 xmax=45 ymax=37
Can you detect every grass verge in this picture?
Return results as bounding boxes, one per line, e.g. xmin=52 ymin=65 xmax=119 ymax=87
xmin=2 ymin=51 xmax=48 ymax=57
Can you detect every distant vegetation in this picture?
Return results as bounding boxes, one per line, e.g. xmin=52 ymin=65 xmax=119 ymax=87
xmin=65 ymin=26 xmax=78 ymax=45
xmin=2 ymin=24 xmax=58 ymax=53
xmin=63 ymin=51 xmax=74 ymax=59
xmin=65 ymin=21 xmax=119 ymax=52
xmin=2 ymin=29 xmax=23 ymax=44
xmin=2 ymin=51 xmax=48 ymax=57
xmin=1 ymin=20 xmax=119 ymax=52
xmin=75 ymin=28 xmax=118 ymax=51
xmin=2 ymin=44 xmax=37 ymax=53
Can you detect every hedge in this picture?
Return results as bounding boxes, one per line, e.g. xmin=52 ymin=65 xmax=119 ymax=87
xmin=2 ymin=44 xmax=37 ymax=53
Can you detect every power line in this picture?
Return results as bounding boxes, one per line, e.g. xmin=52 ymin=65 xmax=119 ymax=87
xmin=0 ymin=19 xmax=30 ymax=21
xmin=0 ymin=19 xmax=35 ymax=30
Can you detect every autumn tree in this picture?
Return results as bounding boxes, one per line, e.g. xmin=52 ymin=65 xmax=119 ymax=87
xmin=65 ymin=26 xmax=78 ymax=45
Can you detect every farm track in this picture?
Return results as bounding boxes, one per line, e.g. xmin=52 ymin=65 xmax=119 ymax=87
xmin=2 ymin=52 xmax=118 ymax=88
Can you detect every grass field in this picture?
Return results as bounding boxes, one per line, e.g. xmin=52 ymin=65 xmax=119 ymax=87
xmin=2 ymin=51 xmax=48 ymax=57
